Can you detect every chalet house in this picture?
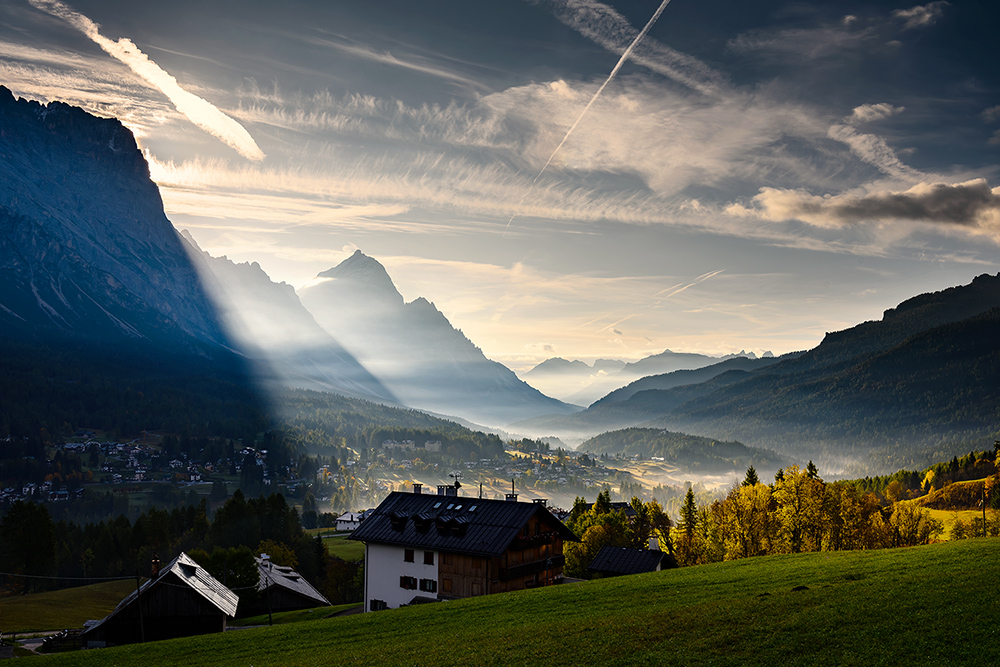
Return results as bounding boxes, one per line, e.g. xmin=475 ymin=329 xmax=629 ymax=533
xmin=349 ymin=485 xmax=578 ymax=611
xmin=81 ymin=552 xmax=238 ymax=648
xmin=238 ymin=554 xmax=330 ymax=616
xmin=336 ymin=511 xmax=365 ymax=531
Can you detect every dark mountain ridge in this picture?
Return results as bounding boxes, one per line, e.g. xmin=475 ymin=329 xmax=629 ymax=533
xmin=0 ymin=86 xmax=226 ymax=349
xmin=516 ymin=274 xmax=1000 ymax=473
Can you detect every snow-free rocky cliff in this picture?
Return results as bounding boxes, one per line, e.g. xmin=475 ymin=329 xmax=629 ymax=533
xmin=0 ymin=86 xmax=226 ymax=347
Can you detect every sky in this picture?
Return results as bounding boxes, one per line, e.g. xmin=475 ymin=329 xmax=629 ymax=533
xmin=1 ymin=0 xmax=998 ymax=373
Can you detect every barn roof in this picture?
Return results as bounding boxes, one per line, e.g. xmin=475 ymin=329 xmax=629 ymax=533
xmin=588 ymin=545 xmax=666 ymax=576
xmin=349 ymin=491 xmax=578 ymax=557
xmin=82 ymin=552 xmax=239 ymax=637
xmin=256 ymin=556 xmax=329 ymax=607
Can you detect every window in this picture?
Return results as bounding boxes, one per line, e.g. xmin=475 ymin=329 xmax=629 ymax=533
xmin=522 ymin=525 xmax=529 ymax=536
xmin=400 ymin=576 xmax=417 ymax=590
xmin=455 ymin=504 xmax=462 ymax=510
xmin=535 ymin=522 xmax=541 ymax=536
xmin=419 ymin=578 xmax=437 ymax=593
xmin=443 ymin=552 xmax=452 ymax=565
xmin=404 ymin=549 xmax=414 ymax=563
xmin=442 ymin=578 xmax=452 ymax=593
xmin=468 ymin=505 xmax=477 ymax=512
xmin=433 ymin=502 xmax=442 ymax=509
xmin=370 ymin=599 xmax=387 ymax=611
xmin=424 ymin=551 xmax=434 ymax=565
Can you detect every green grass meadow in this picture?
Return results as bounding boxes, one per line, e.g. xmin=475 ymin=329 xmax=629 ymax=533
xmin=0 ymin=580 xmax=136 ymax=634
xmin=22 ymin=538 xmax=1000 ymax=666
xmin=319 ymin=533 xmax=365 ymax=561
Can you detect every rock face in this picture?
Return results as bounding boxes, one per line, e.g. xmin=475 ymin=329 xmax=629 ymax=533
xmin=298 ymin=250 xmax=578 ymax=426
xmin=0 ymin=86 xmax=226 ymax=348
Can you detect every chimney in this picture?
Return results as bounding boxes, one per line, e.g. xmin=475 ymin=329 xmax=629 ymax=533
xmin=151 ymin=554 xmax=160 ymax=579
xmin=437 ymin=485 xmax=448 ymax=496
xmin=261 ymin=552 xmax=271 ymax=568
xmin=532 ymin=498 xmax=548 ymax=508
xmin=649 ymin=537 xmax=660 ymax=551
xmin=506 ymin=478 xmax=518 ymax=502
xmin=413 ymin=483 xmax=422 ymax=494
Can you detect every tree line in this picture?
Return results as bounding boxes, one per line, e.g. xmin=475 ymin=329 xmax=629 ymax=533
xmin=564 ymin=454 xmax=1000 ymax=577
xmin=0 ymin=491 xmax=362 ymax=607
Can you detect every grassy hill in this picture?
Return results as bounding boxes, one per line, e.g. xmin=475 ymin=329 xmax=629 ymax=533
xmin=33 ymin=538 xmax=1000 ymax=666
xmin=0 ymin=579 xmax=135 ymax=633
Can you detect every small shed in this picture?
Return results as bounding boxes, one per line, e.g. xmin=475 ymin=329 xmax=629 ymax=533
xmin=588 ymin=545 xmax=674 ymax=577
xmin=239 ymin=555 xmax=330 ymax=616
xmin=81 ymin=552 xmax=238 ymax=647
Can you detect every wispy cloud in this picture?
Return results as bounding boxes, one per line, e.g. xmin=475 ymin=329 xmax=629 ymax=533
xmin=892 ymin=2 xmax=950 ymax=30
xmin=27 ymin=0 xmax=264 ymax=160
xmin=845 ymin=103 xmax=905 ymax=125
xmin=301 ymin=33 xmax=489 ymax=92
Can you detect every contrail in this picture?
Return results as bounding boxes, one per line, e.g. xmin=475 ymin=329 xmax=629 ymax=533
xmin=505 ymin=0 xmax=673 ymax=233
xmin=29 ymin=0 xmax=265 ymax=161
xmin=654 ymin=269 xmax=724 ymax=302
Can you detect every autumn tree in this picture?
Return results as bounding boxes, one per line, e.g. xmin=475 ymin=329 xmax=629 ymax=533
xmin=772 ymin=465 xmax=826 ymax=553
xmin=719 ymin=480 xmax=774 ymax=559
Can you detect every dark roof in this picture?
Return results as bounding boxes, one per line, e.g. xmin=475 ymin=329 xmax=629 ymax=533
xmin=349 ymin=492 xmax=578 ymax=557
xmin=588 ymin=546 xmax=666 ymax=576
xmin=256 ymin=557 xmax=329 ymax=607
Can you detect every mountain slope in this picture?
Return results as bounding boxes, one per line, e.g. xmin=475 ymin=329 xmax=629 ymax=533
xmin=593 ymin=355 xmax=787 ymax=406
xmin=0 ymin=87 xmax=226 ymax=349
xmin=297 ymin=250 xmax=578 ymax=426
xmin=516 ymin=274 xmax=1000 ymax=471
xmin=181 ymin=236 xmax=395 ymax=402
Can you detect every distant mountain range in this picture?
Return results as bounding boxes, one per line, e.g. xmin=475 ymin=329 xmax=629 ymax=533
xmin=297 ymin=250 xmax=577 ymax=427
xmin=515 ymin=275 xmax=1000 ymax=473
xmin=521 ymin=348 xmax=772 ymax=405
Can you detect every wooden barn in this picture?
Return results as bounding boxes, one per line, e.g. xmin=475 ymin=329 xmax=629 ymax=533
xmin=238 ymin=554 xmax=330 ymax=616
xmin=349 ymin=484 xmax=578 ymax=611
xmin=81 ymin=552 xmax=238 ymax=648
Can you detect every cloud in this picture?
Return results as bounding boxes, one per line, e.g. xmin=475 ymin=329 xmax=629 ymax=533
xmin=301 ymin=34 xmax=489 ymax=92
xmin=27 ymin=0 xmax=264 ymax=160
xmin=533 ymin=0 xmax=727 ymax=96
xmin=892 ymin=2 xmax=950 ymax=30
xmin=846 ymin=103 xmax=904 ymax=125
xmin=826 ymin=123 xmax=920 ymax=179
xmin=727 ymin=26 xmax=875 ymax=61
xmin=730 ymin=179 xmax=1000 ymax=230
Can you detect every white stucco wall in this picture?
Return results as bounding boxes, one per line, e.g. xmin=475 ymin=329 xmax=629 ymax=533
xmin=364 ymin=542 xmax=439 ymax=610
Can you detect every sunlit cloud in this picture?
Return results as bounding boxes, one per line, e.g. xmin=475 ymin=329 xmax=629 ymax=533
xmin=728 ymin=179 xmax=1000 ymax=233
xmin=892 ymin=2 xmax=950 ymax=30
xmin=27 ymin=0 xmax=264 ymax=160
xmin=846 ymin=103 xmax=904 ymax=125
